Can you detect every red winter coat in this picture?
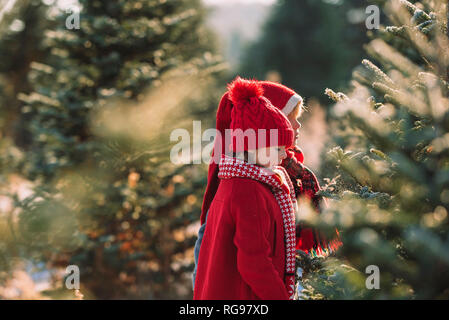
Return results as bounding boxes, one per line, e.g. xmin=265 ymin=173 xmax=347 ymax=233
xmin=193 ymin=177 xmax=289 ymax=300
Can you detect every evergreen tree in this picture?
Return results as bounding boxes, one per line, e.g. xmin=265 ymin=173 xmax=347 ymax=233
xmin=305 ymin=0 xmax=449 ymax=299
xmin=15 ymin=0 xmax=224 ymax=298
xmin=0 ymin=0 xmax=52 ymax=148
xmin=239 ymin=0 xmax=367 ymax=104
xmin=0 ymin=0 xmax=49 ymax=280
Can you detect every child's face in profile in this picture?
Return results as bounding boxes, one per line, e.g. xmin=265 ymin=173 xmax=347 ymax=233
xmin=286 ymin=103 xmax=303 ymax=143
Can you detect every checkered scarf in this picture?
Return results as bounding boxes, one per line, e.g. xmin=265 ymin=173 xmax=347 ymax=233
xmin=218 ymin=154 xmax=297 ymax=300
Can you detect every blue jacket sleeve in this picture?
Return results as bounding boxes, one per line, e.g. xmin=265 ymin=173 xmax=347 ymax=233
xmin=192 ymin=210 xmax=208 ymax=290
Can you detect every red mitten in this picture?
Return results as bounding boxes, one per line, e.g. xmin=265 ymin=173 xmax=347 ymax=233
xmin=291 ymin=146 xmax=305 ymax=164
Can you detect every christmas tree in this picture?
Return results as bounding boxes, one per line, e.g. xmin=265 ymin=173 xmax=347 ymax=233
xmin=0 ymin=0 xmax=50 ymax=281
xmin=13 ymin=0 xmax=225 ymax=299
xmin=239 ymin=0 xmax=368 ymax=103
xmin=304 ymin=0 xmax=449 ymax=299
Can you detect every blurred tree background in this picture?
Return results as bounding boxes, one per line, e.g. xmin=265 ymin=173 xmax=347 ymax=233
xmin=237 ymin=0 xmax=369 ymax=172
xmin=0 ymin=0 xmax=51 ymax=290
xmin=239 ymin=0 xmax=369 ymax=105
xmin=302 ymin=0 xmax=449 ymax=299
xmin=1 ymin=0 xmax=448 ymax=300
xmin=0 ymin=0 xmax=226 ymax=299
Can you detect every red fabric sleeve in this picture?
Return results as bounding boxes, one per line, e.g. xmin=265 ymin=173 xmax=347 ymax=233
xmin=232 ymin=187 xmax=289 ymax=300
xmin=296 ymin=228 xmax=316 ymax=252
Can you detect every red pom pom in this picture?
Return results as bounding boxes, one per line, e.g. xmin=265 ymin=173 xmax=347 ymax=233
xmin=227 ymin=76 xmax=264 ymax=106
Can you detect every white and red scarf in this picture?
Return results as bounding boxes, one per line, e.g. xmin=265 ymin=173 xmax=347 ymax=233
xmin=218 ymin=154 xmax=298 ymax=300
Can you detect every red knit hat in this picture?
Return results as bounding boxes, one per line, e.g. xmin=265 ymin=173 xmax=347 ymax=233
xmin=227 ymin=77 xmax=294 ymax=153
xmin=260 ymin=80 xmax=303 ymax=116
xmin=200 ymin=91 xmax=232 ymax=225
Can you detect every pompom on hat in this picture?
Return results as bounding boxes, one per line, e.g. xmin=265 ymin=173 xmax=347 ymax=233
xmin=227 ymin=77 xmax=295 ymax=153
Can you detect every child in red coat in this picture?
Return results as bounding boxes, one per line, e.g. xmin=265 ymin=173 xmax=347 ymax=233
xmin=193 ymin=77 xmax=298 ymax=300
xmin=193 ymin=79 xmax=342 ymax=299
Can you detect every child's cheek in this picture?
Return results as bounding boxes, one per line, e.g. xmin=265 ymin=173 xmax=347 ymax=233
xmin=272 ymin=152 xmax=281 ymax=166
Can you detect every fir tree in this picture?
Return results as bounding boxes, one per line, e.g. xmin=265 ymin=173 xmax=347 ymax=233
xmin=306 ymin=0 xmax=449 ymax=299
xmin=15 ymin=0 xmax=224 ymax=298
xmin=0 ymin=0 xmax=50 ymax=281
xmin=239 ymin=0 xmax=368 ymax=103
